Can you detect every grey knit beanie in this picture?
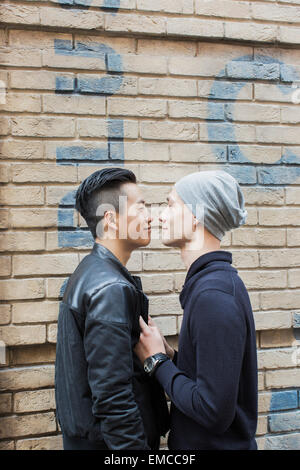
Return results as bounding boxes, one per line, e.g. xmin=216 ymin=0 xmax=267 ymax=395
xmin=174 ymin=170 xmax=248 ymax=241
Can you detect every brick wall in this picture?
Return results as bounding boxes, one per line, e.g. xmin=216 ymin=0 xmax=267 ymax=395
xmin=0 ymin=0 xmax=300 ymax=450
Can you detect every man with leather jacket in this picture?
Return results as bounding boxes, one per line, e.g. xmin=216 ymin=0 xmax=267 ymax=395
xmin=55 ymin=167 xmax=169 ymax=450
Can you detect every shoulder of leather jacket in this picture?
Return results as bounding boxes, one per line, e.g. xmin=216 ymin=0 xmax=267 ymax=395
xmin=88 ymin=281 xmax=138 ymax=325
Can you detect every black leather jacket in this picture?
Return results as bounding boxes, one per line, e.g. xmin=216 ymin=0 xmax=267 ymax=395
xmin=55 ymin=241 xmax=170 ymax=450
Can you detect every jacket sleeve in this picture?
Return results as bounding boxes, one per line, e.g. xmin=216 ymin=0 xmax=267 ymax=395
xmin=84 ymin=282 xmax=150 ymax=450
xmin=155 ymin=289 xmax=246 ymax=434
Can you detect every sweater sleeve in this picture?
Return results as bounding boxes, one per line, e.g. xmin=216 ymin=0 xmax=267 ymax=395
xmin=155 ymin=289 xmax=246 ymax=434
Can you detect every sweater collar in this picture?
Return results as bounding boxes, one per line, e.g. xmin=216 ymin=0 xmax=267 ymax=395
xmin=179 ymin=250 xmax=233 ymax=308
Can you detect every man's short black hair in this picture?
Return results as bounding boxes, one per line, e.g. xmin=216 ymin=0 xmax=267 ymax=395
xmin=75 ymin=167 xmax=137 ymax=239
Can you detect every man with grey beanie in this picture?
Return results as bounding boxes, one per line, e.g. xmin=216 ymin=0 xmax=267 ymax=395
xmin=134 ymin=170 xmax=258 ymax=450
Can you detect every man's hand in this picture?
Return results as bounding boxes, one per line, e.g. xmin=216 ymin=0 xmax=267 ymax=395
xmin=134 ymin=316 xmax=166 ymax=364
xmin=148 ymin=316 xmax=175 ymax=360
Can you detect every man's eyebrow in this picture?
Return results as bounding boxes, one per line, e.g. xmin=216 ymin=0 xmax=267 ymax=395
xmin=137 ymin=199 xmax=145 ymax=204
xmin=166 ymin=197 xmax=169 ymax=202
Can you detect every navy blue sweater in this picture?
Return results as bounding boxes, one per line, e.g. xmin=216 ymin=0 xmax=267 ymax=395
xmin=155 ymin=250 xmax=258 ymax=450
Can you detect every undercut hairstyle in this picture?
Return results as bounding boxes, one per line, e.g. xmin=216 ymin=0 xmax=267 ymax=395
xmin=75 ymin=167 xmax=137 ymax=239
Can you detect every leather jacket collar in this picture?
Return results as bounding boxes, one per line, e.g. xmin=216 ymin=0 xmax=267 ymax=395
xmin=91 ymin=241 xmax=143 ymax=292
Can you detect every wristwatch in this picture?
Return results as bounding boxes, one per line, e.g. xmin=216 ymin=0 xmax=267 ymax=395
xmin=144 ymin=352 xmax=169 ymax=377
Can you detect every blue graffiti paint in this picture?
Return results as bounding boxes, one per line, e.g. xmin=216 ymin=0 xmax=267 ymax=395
xmin=58 ymin=0 xmax=120 ymax=13
xmin=53 ymin=38 xmax=124 ymax=248
xmin=207 ymin=55 xmax=300 ymax=186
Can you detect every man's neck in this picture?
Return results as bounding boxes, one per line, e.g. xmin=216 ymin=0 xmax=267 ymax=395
xmin=180 ymin=231 xmax=221 ymax=271
xmin=95 ymin=238 xmax=132 ymax=267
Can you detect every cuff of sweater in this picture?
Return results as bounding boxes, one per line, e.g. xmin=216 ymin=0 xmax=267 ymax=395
xmin=154 ymin=357 xmax=179 ymax=389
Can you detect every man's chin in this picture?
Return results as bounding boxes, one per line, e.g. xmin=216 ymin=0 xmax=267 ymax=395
xmin=161 ymin=236 xmax=183 ymax=248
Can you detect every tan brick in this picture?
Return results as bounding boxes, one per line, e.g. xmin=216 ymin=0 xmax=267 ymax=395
xmin=243 ymin=186 xmax=284 ymax=205
xmin=10 ymin=208 xmax=61 ymax=228
xmin=105 ymin=13 xmax=166 ymax=35
xmin=14 ymin=389 xmax=55 ymax=413
xmin=229 ymin=103 xmax=280 ymax=123
xmin=196 ymin=0 xmax=251 ymax=19
xmin=0 ymin=140 xmax=43 ymax=160
xmin=0 ymin=186 xmax=44 ymax=206
xmin=288 ymin=269 xmax=300 ymax=288
xmin=254 ymin=311 xmax=292 ymax=331
xmin=232 ymin=228 xmax=286 ymax=247
xmin=10 ymin=70 xmax=74 ymax=91
xmin=126 ymin=251 xmax=143 ymax=272
xmin=254 ymin=83 xmax=295 ymax=103
xmin=0 ymin=163 xmax=10 ymax=183
xmin=252 ymin=3 xmax=300 ymax=23
xmin=137 ymin=0 xmax=193 ymax=14
xmin=0 ymin=279 xmax=44 ymax=301
xmin=287 ymin=229 xmax=300 ymax=247
xmin=261 ymin=290 xmax=300 ymax=310
xmin=258 ymin=348 xmax=296 ymax=370
xmin=78 ymin=118 xmax=138 ymax=139
xmin=169 ymin=56 xmax=227 ymax=78
xmin=0 ymin=4 xmax=40 ymax=25
xmin=281 ymin=105 xmax=300 ymax=124
xmin=12 ymin=301 xmax=59 ymax=324
xmin=140 ymin=77 xmax=197 ymax=97
xmin=258 ymin=392 xmax=272 ymax=413
xmin=167 ymin=18 xmax=224 ymax=38
xmin=9 ymin=30 xmax=72 ymax=49
xmin=260 ymin=249 xmax=300 ymax=268
xmin=260 ymin=329 xmax=296 ymax=348
xmin=225 ymin=22 xmax=277 ymax=42
xmin=266 ymin=369 xmax=300 ymax=389
xmin=13 ymin=253 xmax=78 ymax=276
xmin=286 ymin=187 xmax=300 ymax=205
xmin=239 ymin=269 xmax=287 ymax=290
xmin=279 ymin=25 xmax=300 ymax=44
xmin=40 ymin=7 xmax=104 ymax=30
xmin=0 ymin=305 xmax=11 ymax=325
xmin=259 ymin=208 xmax=300 ymax=226
xmin=0 ymin=325 xmax=46 ymax=346
xmin=11 ymin=117 xmax=75 ymax=138
xmin=46 ymin=278 xmax=68 ymax=299
xmin=174 ymin=272 xmax=186 ymax=292
xmin=0 ymin=393 xmax=12 ymax=414
xmin=141 ymin=122 xmax=198 ymax=141
xmin=0 ymin=117 xmax=10 ymax=136
xmin=0 ymin=29 xmax=6 ymax=46
xmin=140 ymin=163 xmax=198 ymax=183
xmin=47 ymin=323 xmax=57 ymax=344
xmin=256 ymin=416 xmax=268 ymax=436
xmin=11 ymin=344 xmax=56 ymax=366
xmin=0 ymin=47 xmax=42 ymax=67
xmin=154 ymin=316 xmax=177 ymax=336
xmin=0 ymin=440 xmax=14 ymax=450
xmin=12 ymin=163 xmax=77 ymax=183
xmin=170 ymin=143 xmax=223 ymax=163
xmin=148 ymin=294 xmax=182 ymax=316
xmin=0 ymin=93 xmax=41 ymax=113
xmin=257 ymin=126 xmax=300 ymax=145
xmin=43 ymin=94 xmax=106 ymax=116
xmin=0 ymin=208 xmax=9 ymax=229
xmin=140 ymin=274 xmax=173 ymax=294
xmin=0 ymin=231 xmax=45 ymax=253
xmin=143 ymin=251 xmax=184 ymax=271
xmin=124 ymin=142 xmax=169 ymax=162
xmin=138 ymin=184 xmax=171 ymax=205
xmin=168 ymin=100 xmax=211 ymax=119
xmin=0 ymin=365 xmax=54 ymax=391
xmin=108 ymin=97 xmax=167 ymax=118
xmin=138 ymin=38 xmax=196 ymax=56
xmin=16 ymin=435 xmax=63 ymax=451
xmin=0 ymin=256 xmax=11 ymax=277
xmin=0 ymin=412 xmax=56 ymax=439
xmin=258 ymin=372 xmax=265 ymax=391
xmin=111 ymin=54 xmax=167 ymax=74
xmin=231 ymin=250 xmax=259 ymax=268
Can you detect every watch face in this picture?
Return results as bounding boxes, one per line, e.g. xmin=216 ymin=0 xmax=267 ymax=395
xmin=144 ymin=356 xmax=155 ymax=374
